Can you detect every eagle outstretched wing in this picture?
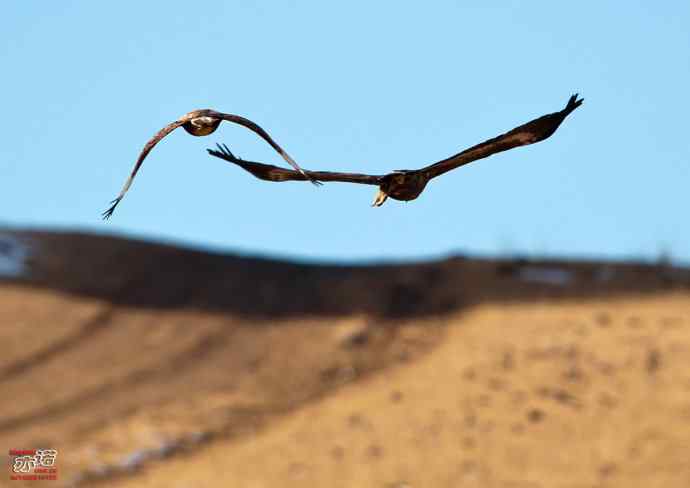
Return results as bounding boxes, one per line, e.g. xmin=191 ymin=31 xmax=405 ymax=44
xmin=420 ymin=94 xmax=583 ymax=179
xmin=207 ymin=144 xmax=382 ymax=185
xmin=207 ymin=94 xmax=583 ymax=207
xmin=102 ymin=110 xmax=312 ymax=220
xmin=213 ymin=112 xmax=319 ymax=186
xmin=102 ymin=119 xmax=185 ymax=219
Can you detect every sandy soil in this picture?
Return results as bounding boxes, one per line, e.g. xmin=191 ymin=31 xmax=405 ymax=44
xmin=1 ymin=230 xmax=688 ymax=487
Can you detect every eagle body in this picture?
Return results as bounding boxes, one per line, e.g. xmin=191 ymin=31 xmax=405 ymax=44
xmin=183 ymin=111 xmax=222 ymax=136
xmin=373 ymin=171 xmax=430 ymax=206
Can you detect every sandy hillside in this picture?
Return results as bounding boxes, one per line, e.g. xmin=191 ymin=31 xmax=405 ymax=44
xmin=0 ymin=230 xmax=689 ymax=488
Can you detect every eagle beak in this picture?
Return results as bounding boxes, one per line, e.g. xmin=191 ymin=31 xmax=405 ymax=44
xmin=371 ymin=188 xmax=388 ymax=207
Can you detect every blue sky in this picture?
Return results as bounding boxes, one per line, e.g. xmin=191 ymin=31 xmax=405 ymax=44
xmin=2 ymin=2 xmax=689 ymax=262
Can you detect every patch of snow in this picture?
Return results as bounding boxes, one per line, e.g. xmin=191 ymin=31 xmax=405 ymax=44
xmin=0 ymin=233 xmax=31 ymax=278
xmin=88 ymin=463 xmax=113 ymax=477
xmin=118 ymin=450 xmax=149 ymax=471
xmin=189 ymin=431 xmax=209 ymax=443
xmin=116 ymin=435 xmax=200 ymax=473
xmin=518 ymin=267 xmax=574 ymax=286
xmin=596 ymin=266 xmax=615 ymax=283
xmin=72 ymin=433 xmax=214 ymax=485
xmin=154 ymin=440 xmax=177 ymax=459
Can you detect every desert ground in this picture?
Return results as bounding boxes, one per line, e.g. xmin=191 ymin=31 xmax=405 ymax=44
xmin=1 ymin=230 xmax=689 ymax=487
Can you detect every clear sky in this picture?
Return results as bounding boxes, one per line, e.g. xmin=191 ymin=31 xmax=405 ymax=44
xmin=2 ymin=2 xmax=689 ymax=263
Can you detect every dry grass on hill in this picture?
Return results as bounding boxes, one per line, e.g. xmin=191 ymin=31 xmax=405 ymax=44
xmin=1 ymin=230 xmax=688 ymax=487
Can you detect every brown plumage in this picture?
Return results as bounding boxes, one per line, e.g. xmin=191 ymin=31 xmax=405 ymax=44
xmin=208 ymin=94 xmax=583 ymax=207
xmin=102 ymin=109 xmax=317 ymax=219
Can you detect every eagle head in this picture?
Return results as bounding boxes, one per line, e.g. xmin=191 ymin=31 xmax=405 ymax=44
xmin=372 ymin=188 xmax=389 ymax=207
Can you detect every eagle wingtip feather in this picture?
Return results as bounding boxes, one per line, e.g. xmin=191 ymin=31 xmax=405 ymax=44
xmin=564 ymin=93 xmax=584 ymax=114
xmin=101 ymin=198 xmax=121 ymax=221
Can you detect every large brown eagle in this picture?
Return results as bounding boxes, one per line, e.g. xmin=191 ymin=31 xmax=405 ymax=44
xmin=102 ymin=109 xmax=317 ymax=219
xmin=208 ymin=94 xmax=583 ymax=206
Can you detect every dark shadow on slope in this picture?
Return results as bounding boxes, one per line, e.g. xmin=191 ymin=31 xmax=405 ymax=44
xmin=3 ymin=230 xmax=689 ymax=320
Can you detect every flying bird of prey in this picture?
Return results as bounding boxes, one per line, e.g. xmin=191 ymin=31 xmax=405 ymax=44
xmin=102 ymin=109 xmax=317 ymax=219
xmin=208 ymin=94 xmax=583 ymax=207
